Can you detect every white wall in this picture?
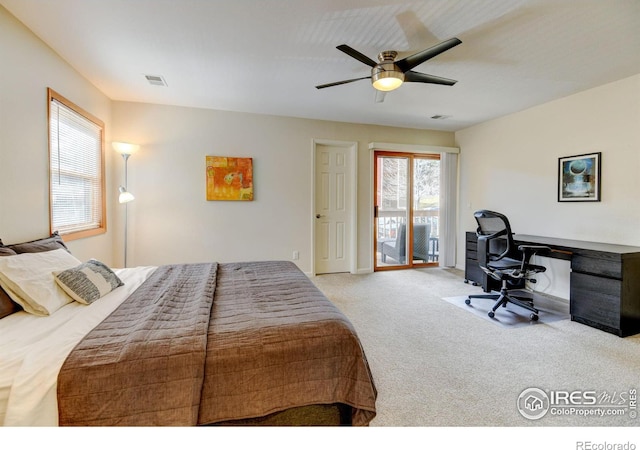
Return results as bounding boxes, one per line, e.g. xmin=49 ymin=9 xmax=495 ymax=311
xmin=0 ymin=5 xmax=116 ymax=264
xmin=0 ymin=4 xmax=454 ymax=273
xmin=456 ymin=74 xmax=640 ymax=298
xmin=9 ymin=0 xmax=636 ymax=285
xmin=112 ymin=102 xmax=455 ymax=273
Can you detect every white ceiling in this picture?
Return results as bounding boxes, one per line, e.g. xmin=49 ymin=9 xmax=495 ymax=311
xmin=3 ymin=0 xmax=640 ymax=131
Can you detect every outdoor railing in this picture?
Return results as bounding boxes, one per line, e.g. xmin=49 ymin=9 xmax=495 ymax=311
xmin=377 ymin=209 xmax=439 ymax=240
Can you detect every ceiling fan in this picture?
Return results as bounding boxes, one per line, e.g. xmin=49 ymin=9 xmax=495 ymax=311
xmin=315 ymin=37 xmax=462 ymax=93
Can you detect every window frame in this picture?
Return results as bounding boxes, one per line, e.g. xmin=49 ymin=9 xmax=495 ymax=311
xmin=47 ymin=88 xmax=106 ymax=241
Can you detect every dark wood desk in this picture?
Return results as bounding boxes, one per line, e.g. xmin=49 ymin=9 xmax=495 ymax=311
xmin=464 ymin=232 xmax=640 ymax=337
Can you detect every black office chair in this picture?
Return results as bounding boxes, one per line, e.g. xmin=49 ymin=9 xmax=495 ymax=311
xmin=465 ymin=210 xmax=550 ymax=321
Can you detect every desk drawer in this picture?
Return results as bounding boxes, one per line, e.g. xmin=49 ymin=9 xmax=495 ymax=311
xmin=572 ymin=255 xmax=621 ymax=279
xmin=465 ymin=260 xmax=484 ymax=284
xmin=570 ymin=272 xmax=621 ymax=330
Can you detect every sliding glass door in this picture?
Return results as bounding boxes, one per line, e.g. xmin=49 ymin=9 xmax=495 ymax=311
xmin=374 ymin=152 xmax=440 ymax=270
xmin=375 ymin=154 xmax=410 ymax=268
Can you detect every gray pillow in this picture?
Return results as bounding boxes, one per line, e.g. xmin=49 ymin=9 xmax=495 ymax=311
xmin=0 ymin=287 xmax=22 ymax=319
xmin=6 ymin=231 xmax=70 ymax=254
xmin=54 ymin=260 xmax=124 ymax=305
xmin=0 ymin=247 xmax=17 ymax=256
xmin=0 ymin=243 xmax=20 ymax=318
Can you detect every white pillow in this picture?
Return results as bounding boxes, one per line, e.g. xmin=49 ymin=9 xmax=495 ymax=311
xmin=0 ymin=249 xmax=82 ymax=316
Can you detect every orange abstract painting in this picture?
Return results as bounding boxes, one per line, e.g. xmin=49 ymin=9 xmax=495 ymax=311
xmin=206 ymin=156 xmax=254 ymax=201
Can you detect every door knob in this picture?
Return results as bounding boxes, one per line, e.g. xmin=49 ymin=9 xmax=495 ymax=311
xmin=316 ymin=214 xmax=323 ymax=219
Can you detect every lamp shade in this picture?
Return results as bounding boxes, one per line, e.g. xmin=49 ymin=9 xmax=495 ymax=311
xmin=118 ymin=186 xmax=135 ymax=203
xmin=112 ymin=142 xmax=140 ymax=155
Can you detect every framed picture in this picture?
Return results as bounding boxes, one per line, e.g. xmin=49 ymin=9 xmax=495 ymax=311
xmin=558 ymin=152 xmax=601 ymax=202
xmin=206 ymin=156 xmax=254 ymax=201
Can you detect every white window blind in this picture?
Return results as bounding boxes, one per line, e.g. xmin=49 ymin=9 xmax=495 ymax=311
xmin=49 ymin=90 xmax=105 ymax=238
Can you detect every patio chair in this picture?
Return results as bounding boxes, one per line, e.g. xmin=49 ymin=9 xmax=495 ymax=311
xmin=381 ymin=223 xmax=430 ymax=264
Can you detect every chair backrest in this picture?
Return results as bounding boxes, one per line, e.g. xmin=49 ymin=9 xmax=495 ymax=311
xmin=395 ymin=223 xmax=407 ymax=258
xmin=473 ymin=210 xmax=518 ymax=267
xmin=392 ymin=222 xmax=431 ymax=260
xmin=412 ymin=223 xmax=430 ymax=260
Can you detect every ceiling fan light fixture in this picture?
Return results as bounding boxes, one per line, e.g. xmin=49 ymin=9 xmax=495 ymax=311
xmin=371 ymin=59 xmax=404 ymax=92
xmin=318 ymin=39 xmax=460 ymax=93
xmin=372 ymin=71 xmax=404 ymax=91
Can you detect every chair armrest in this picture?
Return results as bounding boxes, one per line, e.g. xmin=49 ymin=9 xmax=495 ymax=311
xmin=517 ymin=245 xmax=550 ymax=252
xmin=518 ymin=245 xmax=551 ymax=265
xmin=477 ymin=228 xmax=509 ymax=261
xmin=512 ymin=245 xmax=550 ymax=272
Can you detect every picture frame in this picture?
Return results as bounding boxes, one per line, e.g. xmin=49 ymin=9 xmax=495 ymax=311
xmin=558 ymin=152 xmax=601 ymax=202
xmin=206 ymin=156 xmax=254 ymax=201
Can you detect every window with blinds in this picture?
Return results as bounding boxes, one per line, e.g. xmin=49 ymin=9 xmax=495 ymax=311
xmin=48 ymin=88 xmax=106 ymax=240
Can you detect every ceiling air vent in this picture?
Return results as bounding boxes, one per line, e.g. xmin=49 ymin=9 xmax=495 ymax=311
xmin=144 ymin=74 xmax=167 ymax=87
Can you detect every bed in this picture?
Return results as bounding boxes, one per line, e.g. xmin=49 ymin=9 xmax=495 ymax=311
xmin=0 ymin=234 xmax=377 ymax=426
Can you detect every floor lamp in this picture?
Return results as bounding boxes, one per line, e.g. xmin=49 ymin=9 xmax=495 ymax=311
xmin=113 ymin=142 xmax=139 ymax=268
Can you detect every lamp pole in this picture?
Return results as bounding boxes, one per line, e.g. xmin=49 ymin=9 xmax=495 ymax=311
xmin=122 ymin=153 xmax=130 ymax=268
xmin=113 ymin=141 xmax=138 ymax=268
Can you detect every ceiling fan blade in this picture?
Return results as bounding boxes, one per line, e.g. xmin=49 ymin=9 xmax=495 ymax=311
xmin=336 ymin=44 xmax=377 ymax=67
xmin=396 ymin=37 xmax=462 ymax=72
xmin=404 ymin=70 xmax=457 ymax=86
xmin=315 ymin=76 xmax=371 ymax=89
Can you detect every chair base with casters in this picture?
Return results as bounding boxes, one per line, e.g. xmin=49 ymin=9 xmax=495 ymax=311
xmin=465 ymin=279 xmax=540 ymax=321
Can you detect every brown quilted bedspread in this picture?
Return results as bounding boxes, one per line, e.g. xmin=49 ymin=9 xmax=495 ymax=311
xmin=57 ymin=263 xmax=217 ymax=426
xmin=57 ymin=261 xmax=377 ymax=426
xmin=198 ymin=261 xmax=377 ymax=426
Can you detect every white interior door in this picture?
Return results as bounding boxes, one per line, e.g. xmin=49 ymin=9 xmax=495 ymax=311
xmin=314 ymin=142 xmax=355 ymax=274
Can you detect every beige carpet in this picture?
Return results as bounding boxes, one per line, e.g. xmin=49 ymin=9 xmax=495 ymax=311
xmin=311 ymin=267 xmax=640 ymax=428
